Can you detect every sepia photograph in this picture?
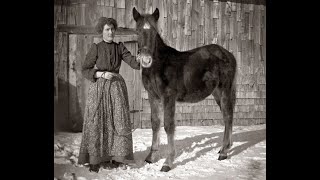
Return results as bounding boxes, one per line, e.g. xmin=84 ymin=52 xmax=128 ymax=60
xmin=54 ymin=0 xmax=266 ymax=179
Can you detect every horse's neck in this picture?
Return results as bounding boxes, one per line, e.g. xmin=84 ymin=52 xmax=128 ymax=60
xmin=154 ymin=34 xmax=175 ymax=58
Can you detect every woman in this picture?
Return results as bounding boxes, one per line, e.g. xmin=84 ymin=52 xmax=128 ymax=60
xmin=78 ymin=17 xmax=140 ymax=173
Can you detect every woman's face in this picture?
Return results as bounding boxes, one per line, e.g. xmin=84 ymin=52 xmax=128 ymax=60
xmin=102 ymin=23 xmax=115 ymax=42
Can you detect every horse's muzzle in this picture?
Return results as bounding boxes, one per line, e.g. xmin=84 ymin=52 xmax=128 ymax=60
xmin=140 ymin=54 xmax=153 ymax=68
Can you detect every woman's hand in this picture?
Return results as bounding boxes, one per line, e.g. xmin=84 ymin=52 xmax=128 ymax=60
xmin=136 ymin=53 xmax=142 ymax=63
xmin=101 ymin=72 xmax=116 ymax=80
xmin=95 ymin=71 xmax=116 ymax=80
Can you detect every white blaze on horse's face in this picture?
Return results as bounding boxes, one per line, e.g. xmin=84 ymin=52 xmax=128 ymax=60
xmin=143 ymin=21 xmax=151 ymax=29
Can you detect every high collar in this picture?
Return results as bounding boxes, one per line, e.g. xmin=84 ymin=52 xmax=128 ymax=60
xmin=102 ymin=40 xmax=114 ymax=44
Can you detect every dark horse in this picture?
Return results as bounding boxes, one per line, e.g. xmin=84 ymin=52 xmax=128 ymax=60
xmin=133 ymin=8 xmax=237 ymax=172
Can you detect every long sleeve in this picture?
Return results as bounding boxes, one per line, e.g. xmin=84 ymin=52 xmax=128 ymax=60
xmin=119 ymin=42 xmax=140 ymax=70
xmin=82 ymin=43 xmax=99 ymax=82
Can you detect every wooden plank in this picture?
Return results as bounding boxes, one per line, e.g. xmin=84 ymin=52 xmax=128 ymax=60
xmin=236 ymin=2 xmax=241 ymax=22
xmin=199 ymin=3 xmax=205 ymax=26
xmin=116 ymin=8 xmax=126 ymax=28
xmin=178 ymin=0 xmax=185 ymax=25
xmin=190 ymin=30 xmax=196 ymax=49
xmin=212 ymin=18 xmax=218 ymax=38
xmin=68 ymin=34 xmax=78 ymax=130
xmin=67 ymin=5 xmax=76 ymax=25
xmin=117 ymin=0 xmax=125 ymax=8
xmin=163 ymin=17 xmax=168 ymax=40
xmin=137 ymin=0 xmax=145 ymax=13
xmin=186 ymin=1 xmax=192 ymax=16
xmin=254 ymin=5 xmax=260 ymax=44
xmin=172 ymin=20 xmax=177 ymax=39
xmin=172 ymin=3 xmax=178 ymax=20
xmin=109 ymin=0 xmax=115 ymax=7
xmin=79 ymin=3 xmax=86 ymax=25
xmin=167 ymin=14 xmax=173 ymax=46
xmin=60 ymin=3 xmax=67 ymax=24
xmin=248 ymin=40 xmax=254 ymax=59
xmin=192 ymin=0 xmax=199 ymax=13
xmin=179 ymin=23 xmax=185 ymax=51
xmin=103 ymin=6 xmax=113 ymax=18
xmin=57 ymin=32 xmax=69 ymax=130
xmin=241 ymin=40 xmax=249 ymax=67
xmin=145 ymin=0 xmax=153 ymax=14
xmin=219 ymin=2 xmax=226 ymax=46
xmin=153 ymin=0 xmax=159 ymax=10
xmin=199 ymin=25 xmax=204 ymax=46
xmin=183 ymin=35 xmax=189 ymax=51
xmin=77 ymin=35 xmax=90 ymax=131
xmin=212 ymin=2 xmax=219 ymax=19
xmin=54 ymin=31 xmax=59 ymax=98
xmin=244 ymin=12 xmax=249 ymax=35
xmin=231 ymin=2 xmax=237 ymax=11
xmin=204 ymin=0 xmax=211 ymax=45
xmin=225 ymin=33 xmax=230 ymax=50
xmin=176 ymin=23 xmax=181 ymax=50
xmin=126 ymin=0 xmax=135 ymax=29
xmin=167 ymin=0 xmax=172 ymax=17
xmin=161 ymin=0 xmax=167 ymax=17
xmin=104 ymin=0 xmax=110 ymax=6
xmin=244 ymin=3 xmax=250 ymax=13
xmin=94 ymin=4 xmax=103 ymax=20
xmin=225 ymin=11 xmax=230 ymax=35
xmin=249 ymin=9 xmax=253 ymax=28
xmin=230 ymin=12 xmax=237 ymax=39
xmin=112 ymin=6 xmax=117 ymax=19
xmin=184 ymin=15 xmax=191 ymax=35
xmin=249 ymin=3 xmax=254 ymax=11
xmin=225 ymin=1 xmax=232 ymax=16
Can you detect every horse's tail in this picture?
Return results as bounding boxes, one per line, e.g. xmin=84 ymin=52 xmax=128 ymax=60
xmin=229 ymin=52 xmax=237 ymax=111
xmin=231 ymin=68 xmax=237 ymax=111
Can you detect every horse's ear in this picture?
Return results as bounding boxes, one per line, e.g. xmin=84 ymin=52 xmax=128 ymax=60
xmin=152 ymin=8 xmax=159 ymax=21
xmin=133 ymin=7 xmax=140 ymax=22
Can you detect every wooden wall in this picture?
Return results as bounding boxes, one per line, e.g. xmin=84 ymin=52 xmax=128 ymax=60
xmin=54 ymin=0 xmax=266 ymax=130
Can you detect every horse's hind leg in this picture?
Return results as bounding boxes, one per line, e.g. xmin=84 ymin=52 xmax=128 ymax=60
xmin=216 ymin=87 xmax=235 ymax=160
xmin=145 ymin=95 xmax=161 ymax=164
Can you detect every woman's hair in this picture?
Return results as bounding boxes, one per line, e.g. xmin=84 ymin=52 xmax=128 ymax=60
xmin=95 ymin=17 xmax=118 ymax=34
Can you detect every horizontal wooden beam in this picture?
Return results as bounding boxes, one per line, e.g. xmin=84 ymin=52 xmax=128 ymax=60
xmin=54 ymin=0 xmax=95 ymax=5
xmin=55 ymin=24 xmax=138 ymax=35
xmin=55 ymin=25 xmax=138 ymax=42
xmin=209 ymin=0 xmax=266 ymax=5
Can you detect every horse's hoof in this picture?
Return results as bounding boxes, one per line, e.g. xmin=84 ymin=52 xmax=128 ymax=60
xmin=145 ymin=159 xmax=152 ymax=164
xmin=218 ymin=154 xmax=227 ymax=160
xmin=218 ymin=149 xmax=221 ymax=153
xmin=160 ymin=166 xmax=171 ymax=172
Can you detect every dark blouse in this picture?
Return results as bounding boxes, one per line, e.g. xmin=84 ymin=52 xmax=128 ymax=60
xmin=82 ymin=41 xmax=140 ymax=82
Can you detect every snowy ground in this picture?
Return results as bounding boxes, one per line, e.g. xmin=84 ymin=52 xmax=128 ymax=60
xmin=54 ymin=124 xmax=266 ymax=180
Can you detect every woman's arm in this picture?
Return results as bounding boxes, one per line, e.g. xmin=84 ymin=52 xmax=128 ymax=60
xmin=119 ymin=42 xmax=140 ymax=70
xmin=82 ymin=44 xmax=99 ymax=82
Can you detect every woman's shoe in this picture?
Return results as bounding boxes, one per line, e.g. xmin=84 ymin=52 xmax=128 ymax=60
xmin=112 ymin=161 xmax=127 ymax=170
xmin=89 ymin=164 xmax=100 ymax=173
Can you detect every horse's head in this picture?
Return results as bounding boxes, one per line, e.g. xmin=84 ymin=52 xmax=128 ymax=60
xmin=133 ymin=7 xmax=160 ymax=68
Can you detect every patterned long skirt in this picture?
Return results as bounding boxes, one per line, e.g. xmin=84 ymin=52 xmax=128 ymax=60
xmin=78 ymin=74 xmax=134 ymax=165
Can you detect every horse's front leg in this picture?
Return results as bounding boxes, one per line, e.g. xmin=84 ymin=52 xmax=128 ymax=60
xmin=160 ymin=95 xmax=176 ymax=172
xmin=145 ymin=95 xmax=161 ymax=163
